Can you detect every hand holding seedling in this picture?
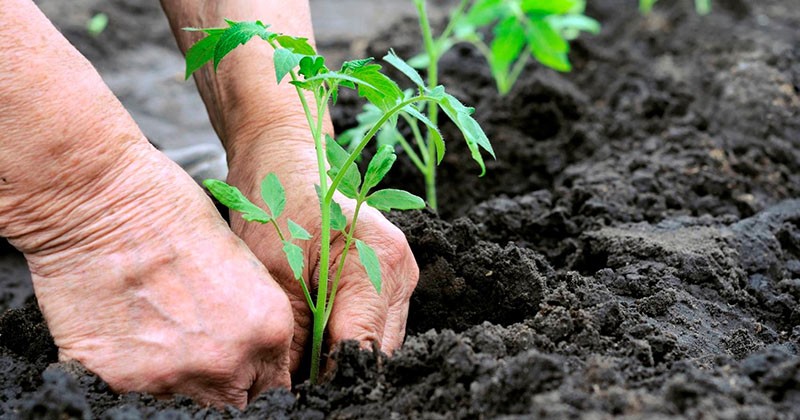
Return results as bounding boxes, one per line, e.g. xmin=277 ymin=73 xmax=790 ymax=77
xmin=179 ymin=12 xmax=492 ymax=381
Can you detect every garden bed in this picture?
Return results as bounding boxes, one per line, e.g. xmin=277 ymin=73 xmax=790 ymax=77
xmin=2 ymin=0 xmax=800 ymax=418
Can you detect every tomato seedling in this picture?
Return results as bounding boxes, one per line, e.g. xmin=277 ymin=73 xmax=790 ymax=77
xmin=341 ymin=0 xmax=598 ymax=209
xmin=184 ymin=20 xmax=493 ymax=383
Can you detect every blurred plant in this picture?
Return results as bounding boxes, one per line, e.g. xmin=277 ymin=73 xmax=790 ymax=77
xmin=640 ymin=0 xmax=711 ymax=15
xmin=86 ymin=12 xmax=108 ymax=37
xmin=341 ymin=0 xmax=596 ymax=209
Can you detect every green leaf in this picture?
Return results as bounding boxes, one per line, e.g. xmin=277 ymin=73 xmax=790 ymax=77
xmin=430 ymin=126 xmax=446 ymax=165
xmin=273 ymin=48 xmax=304 ymax=83
xmin=464 ymin=0 xmax=507 ymax=27
xmin=261 ymin=173 xmax=286 ymax=219
xmin=521 ymin=0 xmax=578 ymax=15
xmin=407 ymin=53 xmax=429 ymax=69
xmin=490 ymin=16 xmax=527 ymax=80
xmin=363 ymin=144 xmax=397 ymax=192
xmin=355 ymin=239 xmax=382 ymax=294
xmin=185 ymin=31 xmax=223 ymax=79
xmin=299 ymin=55 xmax=326 ymax=78
xmin=213 ymin=21 xmax=274 ymax=70
xmin=527 ymin=19 xmax=571 ymax=72
xmin=288 ymin=219 xmax=312 ymax=240
xmin=282 ymin=240 xmax=305 ymax=280
xmin=367 ymin=189 xmax=426 ymax=211
xmin=87 ymin=13 xmax=108 ymax=37
xmin=350 ymin=64 xmax=403 ymax=111
xmin=639 ymin=0 xmax=657 ymax=14
xmin=548 ymin=14 xmax=601 ymax=40
xmin=300 ymin=71 xmax=377 ymax=90
xmin=203 ymin=179 xmax=271 ymax=223
xmin=341 ymin=58 xmax=374 ymax=72
xmin=439 ymin=93 xmax=495 ymax=175
xmin=383 ymin=50 xmax=425 ymax=88
xmin=325 ymin=135 xmax=362 ymax=199
xmin=275 ymin=34 xmax=316 ymax=55
xmin=330 ymin=200 xmax=347 ymax=231
xmin=695 ymin=0 xmax=711 ymax=15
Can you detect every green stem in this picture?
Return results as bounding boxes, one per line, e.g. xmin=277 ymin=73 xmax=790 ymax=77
xmin=309 ymin=88 xmax=332 ymax=384
xmin=415 ymin=0 xmax=441 ymax=210
xmin=502 ymin=49 xmax=531 ymax=95
xmin=400 ymin=113 xmax=429 ymax=170
xmin=323 ymin=198 xmax=365 ymax=325
xmin=395 ymin=132 xmax=427 ymax=174
xmin=438 ymin=0 xmax=471 ymax=43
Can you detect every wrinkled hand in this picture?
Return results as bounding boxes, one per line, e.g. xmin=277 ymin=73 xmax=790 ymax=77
xmin=26 ymin=145 xmax=295 ymax=409
xmin=227 ymin=131 xmax=419 ymax=373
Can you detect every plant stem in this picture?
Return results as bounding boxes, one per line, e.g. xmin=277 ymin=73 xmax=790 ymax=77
xmin=415 ymin=0 xmax=440 ymax=211
xmin=323 ymin=198 xmax=365 ymax=325
xmin=309 ymin=88 xmax=332 ymax=384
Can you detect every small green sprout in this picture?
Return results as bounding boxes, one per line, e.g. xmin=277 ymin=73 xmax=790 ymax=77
xmin=640 ymin=0 xmax=711 ymax=15
xmin=341 ymin=0 xmax=598 ymax=209
xmin=86 ymin=13 xmax=108 ymax=37
xmin=184 ymin=20 xmax=493 ymax=383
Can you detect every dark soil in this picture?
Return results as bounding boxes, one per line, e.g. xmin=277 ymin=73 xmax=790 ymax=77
xmin=3 ymin=0 xmax=800 ymax=418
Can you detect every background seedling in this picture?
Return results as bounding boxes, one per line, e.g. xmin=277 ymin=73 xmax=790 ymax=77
xmin=640 ymin=0 xmax=711 ymax=15
xmin=184 ymin=20 xmax=493 ymax=383
xmin=341 ymin=0 xmax=598 ymax=210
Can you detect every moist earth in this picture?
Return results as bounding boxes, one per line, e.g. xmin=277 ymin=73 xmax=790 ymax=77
xmin=2 ymin=0 xmax=800 ymax=418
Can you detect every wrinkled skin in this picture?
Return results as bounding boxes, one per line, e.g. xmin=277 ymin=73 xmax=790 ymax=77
xmin=0 ymin=0 xmax=419 ymax=408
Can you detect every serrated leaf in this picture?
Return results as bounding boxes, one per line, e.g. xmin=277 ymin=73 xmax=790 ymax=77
xmin=203 ymin=179 xmax=271 ymax=223
xmin=367 ymin=189 xmax=426 ymax=211
xmin=355 ymin=239 xmax=382 ymax=294
xmin=185 ymin=31 xmax=223 ymax=79
xmin=325 ymin=135 xmax=361 ymax=199
xmin=299 ymin=55 xmax=326 ymax=78
xmin=282 ymin=240 xmax=305 ymax=280
xmin=341 ymin=58 xmax=374 ymax=72
xmin=383 ymin=50 xmax=425 ymax=88
xmin=213 ymin=21 xmax=274 ymax=70
xmin=273 ymin=48 xmax=304 ymax=83
xmin=330 ymin=200 xmax=347 ymax=231
xmin=288 ymin=219 xmax=312 ymax=240
xmin=301 ymin=71 xmax=377 ymax=90
xmin=275 ymin=34 xmax=316 ymax=55
xmin=439 ymin=93 xmax=494 ymax=175
xmin=261 ymin=173 xmax=286 ymax=219
xmin=350 ymin=65 xmax=403 ymax=111
xmin=363 ymin=144 xmax=397 ymax=192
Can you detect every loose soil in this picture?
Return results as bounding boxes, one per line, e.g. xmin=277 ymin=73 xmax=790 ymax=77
xmin=2 ymin=0 xmax=800 ymax=418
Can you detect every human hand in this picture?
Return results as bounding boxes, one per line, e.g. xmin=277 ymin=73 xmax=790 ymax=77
xmin=226 ymin=128 xmax=420 ymax=374
xmin=21 ymin=143 xmax=295 ymax=408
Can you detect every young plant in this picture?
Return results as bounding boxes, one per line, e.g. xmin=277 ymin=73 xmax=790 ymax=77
xmin=184 ymin=20 xmax=493 ymax=383
xmin=341 ymin=0 xmax=598 ymax=209
xmin=640 ymin=0 xmax=711 ymax=15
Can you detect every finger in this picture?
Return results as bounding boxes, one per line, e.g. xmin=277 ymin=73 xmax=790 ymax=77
xmin=325 ymin=263 xmax=390 ymax=349
xmin=381 ymin=236 xmax=419 ymax=354
xmin=381 ymin=299 xmax=411 ymax=354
